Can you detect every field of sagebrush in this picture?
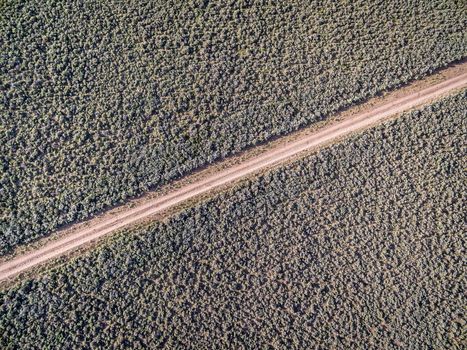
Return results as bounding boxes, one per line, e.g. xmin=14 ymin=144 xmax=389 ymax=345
xmin=1 ymin=91 xmax=465 ymax=349
xmin=1 ymin=0 xmax=466 ymax=254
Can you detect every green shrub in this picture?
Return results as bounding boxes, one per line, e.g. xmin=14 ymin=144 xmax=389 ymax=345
xmin=1 ymin=92 xmax=465 ymax=349
xmin=1 ymin=0 xmax=466 ymax=253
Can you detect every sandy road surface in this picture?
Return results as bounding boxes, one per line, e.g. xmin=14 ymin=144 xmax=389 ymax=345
xmin=1 ymin=70 xmax=466 ymax=282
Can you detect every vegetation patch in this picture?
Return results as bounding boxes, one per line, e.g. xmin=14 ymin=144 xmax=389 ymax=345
xmin=1 ymin=92 xmax=465 ymax=349
xmin=1 ymin=0 xmax=466 ymax=254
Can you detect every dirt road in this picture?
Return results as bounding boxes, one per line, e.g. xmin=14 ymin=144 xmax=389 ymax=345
xmin=1 ymin=69 xmax=466 ymax=283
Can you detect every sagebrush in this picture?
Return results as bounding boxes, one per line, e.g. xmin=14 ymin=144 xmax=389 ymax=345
xmin=1 ymin=92 xmax=465 ymax=349
xmin=1 ymin=0 xmax=466 ymax=254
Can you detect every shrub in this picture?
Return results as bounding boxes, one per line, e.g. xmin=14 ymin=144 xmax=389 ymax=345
xmin=1 ymin=0 xmax=466 ymax=253
xmin=1 ymin=92 xmax=465 ymax=349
